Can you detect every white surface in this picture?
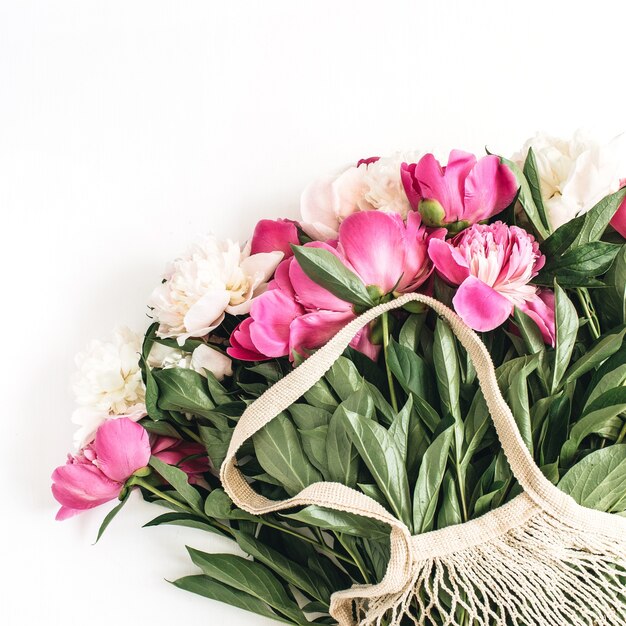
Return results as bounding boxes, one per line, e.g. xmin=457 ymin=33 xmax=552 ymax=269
xmin=1 ymin=1 xmax=625 ymax=624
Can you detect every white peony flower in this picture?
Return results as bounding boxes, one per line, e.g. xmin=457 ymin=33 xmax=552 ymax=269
xmin=148 ymin=235 xmax=282 ymax=345
xmin=512 ymin=130 xmax=626 ymax=231
xmin=300 ymin=151 xmax=421 ymax=240
xmin=147 ymin=341 xmax=233 ymax=381
xmin=71 ymin=327 xmax=147 ymax=449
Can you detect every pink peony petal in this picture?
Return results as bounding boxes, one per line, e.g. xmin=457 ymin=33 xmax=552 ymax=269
xmin=610 ymin=182 xmax=626 ymax=238
xmin=415 ymin=151 xmax=476 ymax=222
xmin=518 ymin=290 xmax=556 ymax=347
xmin=250 ymin=219 xmax=299 ymax=257
xmin=51 ymin=463 xmax=121 ymax=515
xmin=289 ymin=309 xmax=356 ymax=358
xmin=248 ymin=289 xmax=304 ymax=358
xmin=228 ymin=318 xmax=269 ymax=361
xmin=337 ymin=211 xmax=405 ymax=293
xmin=463 ymin=156 xmax=518 ymax=223
xmin=400 ymin=162 xmax=421 ymax=210
xmin=428 ymin=238 xmax=470 ymax=285
xmin=396 ymin=212 xmax=444 ymax=292
xmin=289 ymin=242 xmax=353 ymax=311
xmin=93 ymin=418 xmax=151 ymax=483
xmin=453 ymin=276 xmax=513 ymax=332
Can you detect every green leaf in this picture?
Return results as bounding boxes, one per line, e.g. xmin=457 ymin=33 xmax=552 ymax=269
xmin=299 ymin=426 xmax=330 ymax=478
xmin=584 ymin=346 xmax=626 ymax=409
xmin=437 ymin=471 xmax=463 ymax=529
xmin=536 ymin=242 xmax=620 ymax=286
xmin=563 ymin=327 xmax=626 ymax=384
xmin=413 ymin=418 xmax=454 ymax=533
xmin=203 ymin=488 xmax=257 ymax=521
xmin=540 ymin=392 xmax=571 ymax=466
xmin=292 ymin=245 xmax=375 ymax=308
xmin=497 ymin=155 xmax=550 ymax=239
xmin=148 ymin=455 xmax=204 ymax=513
xmin=153 ymin=368 xmax=225 ymax=428
xmin=198 ymin=425 xmax=231 ymax=469
xmin=143 ymin=512 xmax=222 ymax=534
xmin=187 ymin=549 xmax=307 ymax=625
xmin=342 ymin=410 xmax=412 ymax=528
xmin=95 ymin=492 xmax=129 ymax=542
xmin=551 ymin=283 xmax=578 ymax=393
xmin=558 ymin=445 xmax=626 ymax=512
xmin=433 ymin=318 xmax=461 ymax=423
xmin=303 ymin=379 xmax=338 ymax=413
xmin=386 ymin=339 xmax=431 ymax=402
xmin=604 ymin=244 xmax=626 ymax=325
xmin=282 ymin=506 xmax=389 ymax=540
xmin=325 ymin=356 xmax=362 ymax=401
xmin=172 ymin=575 xmax=290 ymax=624
xmin=388 ymin=396 xmax=413 ymax=463
xmin=474 ymin=481 xmax=506 ymax=517
xmin=541 ymin=187 xmax=626 ymax=257
xmin=398 ymin=313 xmax=427 ymax=352
xmin=523 ymin=148 xmax=550 ymax=232
xmin=253 ymin=412 xmax=323 ymax=496
xmin=234 ymin=531 xmax=331 ymax=603
xmin=289 ymin=404 xmax=332 ymax=430
xmin=325 ymin=387 xmax=373 ymax=487
xmin=141 ymin=324 xmax=167 ymax=421
xmin=572 ymin=188 xmax=626 ymax=248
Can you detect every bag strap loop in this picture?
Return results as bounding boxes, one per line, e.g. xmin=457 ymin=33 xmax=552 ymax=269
xmin=220 ymin=293 xmax=565 ymax=623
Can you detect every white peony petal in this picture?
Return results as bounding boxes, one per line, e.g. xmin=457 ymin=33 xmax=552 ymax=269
xmin=240 ymin=251 xmax=283 ymax=286
xmin=191 ymin=344 xmax=233 ymax=381
xmin=182 ymin=288 xmax=230 ymax=340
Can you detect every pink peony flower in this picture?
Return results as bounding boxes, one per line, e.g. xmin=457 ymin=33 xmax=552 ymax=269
xmin=428 ymin=222 xmax=555 ymax=343
xmin=610 ymin=180 xmax=626 ymax=238
xmin=250 ymin=219 xmax=300 ymax=258
xmin=229 ymin=211 xmax=443 ymax=362
xmin=401 ymin=151 xmax=518 ymax=233
xmin=151 ymin=436 xmax=210 ymax=483
xmin=52 ymin=418 xmax=151 ymax=520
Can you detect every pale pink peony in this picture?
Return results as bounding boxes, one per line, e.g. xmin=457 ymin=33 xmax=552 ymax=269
xmin=428 ymin=222 xmax=555 ymax=343
xmin=401 ymin=151 xmax=518 ymax=233
xmin=52 ymin=418 xmax=151 ymax=520
xmin=300 ymin=152 xmax=422 ymax=240
xmin=228 ymin=211 xmax=443 ymax=362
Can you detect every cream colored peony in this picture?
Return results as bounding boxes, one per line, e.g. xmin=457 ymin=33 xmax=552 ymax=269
xmin=513 ymin=130 xmax=626 ymax=231
xmin=300 ymin=151 xmax=422 ymax=240
xmin=147 ymin=342 xmax=233 ymax=381
xmin=149 ymin=236 xmax=282 ymax=344
xmin=71 ymin=327 xmax=147 ymax=449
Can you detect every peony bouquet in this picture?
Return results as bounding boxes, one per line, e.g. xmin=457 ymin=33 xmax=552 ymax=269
xmin=53 ymin=132 xmax=626 ymax=625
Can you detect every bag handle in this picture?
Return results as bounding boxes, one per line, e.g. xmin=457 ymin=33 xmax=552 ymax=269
xmin=220 ymin=293 xmax=559 ymax=623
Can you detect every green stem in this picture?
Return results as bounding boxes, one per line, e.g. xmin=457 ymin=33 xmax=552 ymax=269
xmin=456 ymin=465 xmax=469 ymax=523
xmin=259 ymin=520 xmax=355 ymax=566
xmin=180 ymin=426 xmax=203 ymax=445
xmin=381 ymin=311 xmax=399 ymax=413
xmin=335 ymin=533 xmax=371 ymax=584
xmin=616 ymin=420 xmax=626 ymax=444
xmin=576 ymin=288 xmax=601 ymax=340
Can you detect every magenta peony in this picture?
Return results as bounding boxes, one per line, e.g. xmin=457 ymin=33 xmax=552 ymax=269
xmin=52 ymin=418 xmax=151 ymax=520
xmin=428 ymin=222 xmax=555 ymax=343
xmin=229 ymin=211 xmax=443 ymax=361
xmin=250 ymin=218 xmax=300 ymax=257
xmin=401 ymin=151 xmax=518 ymax=233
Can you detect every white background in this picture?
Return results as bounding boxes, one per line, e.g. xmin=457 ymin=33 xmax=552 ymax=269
xmin=1 ymin=1 xmax=625 ymax=624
